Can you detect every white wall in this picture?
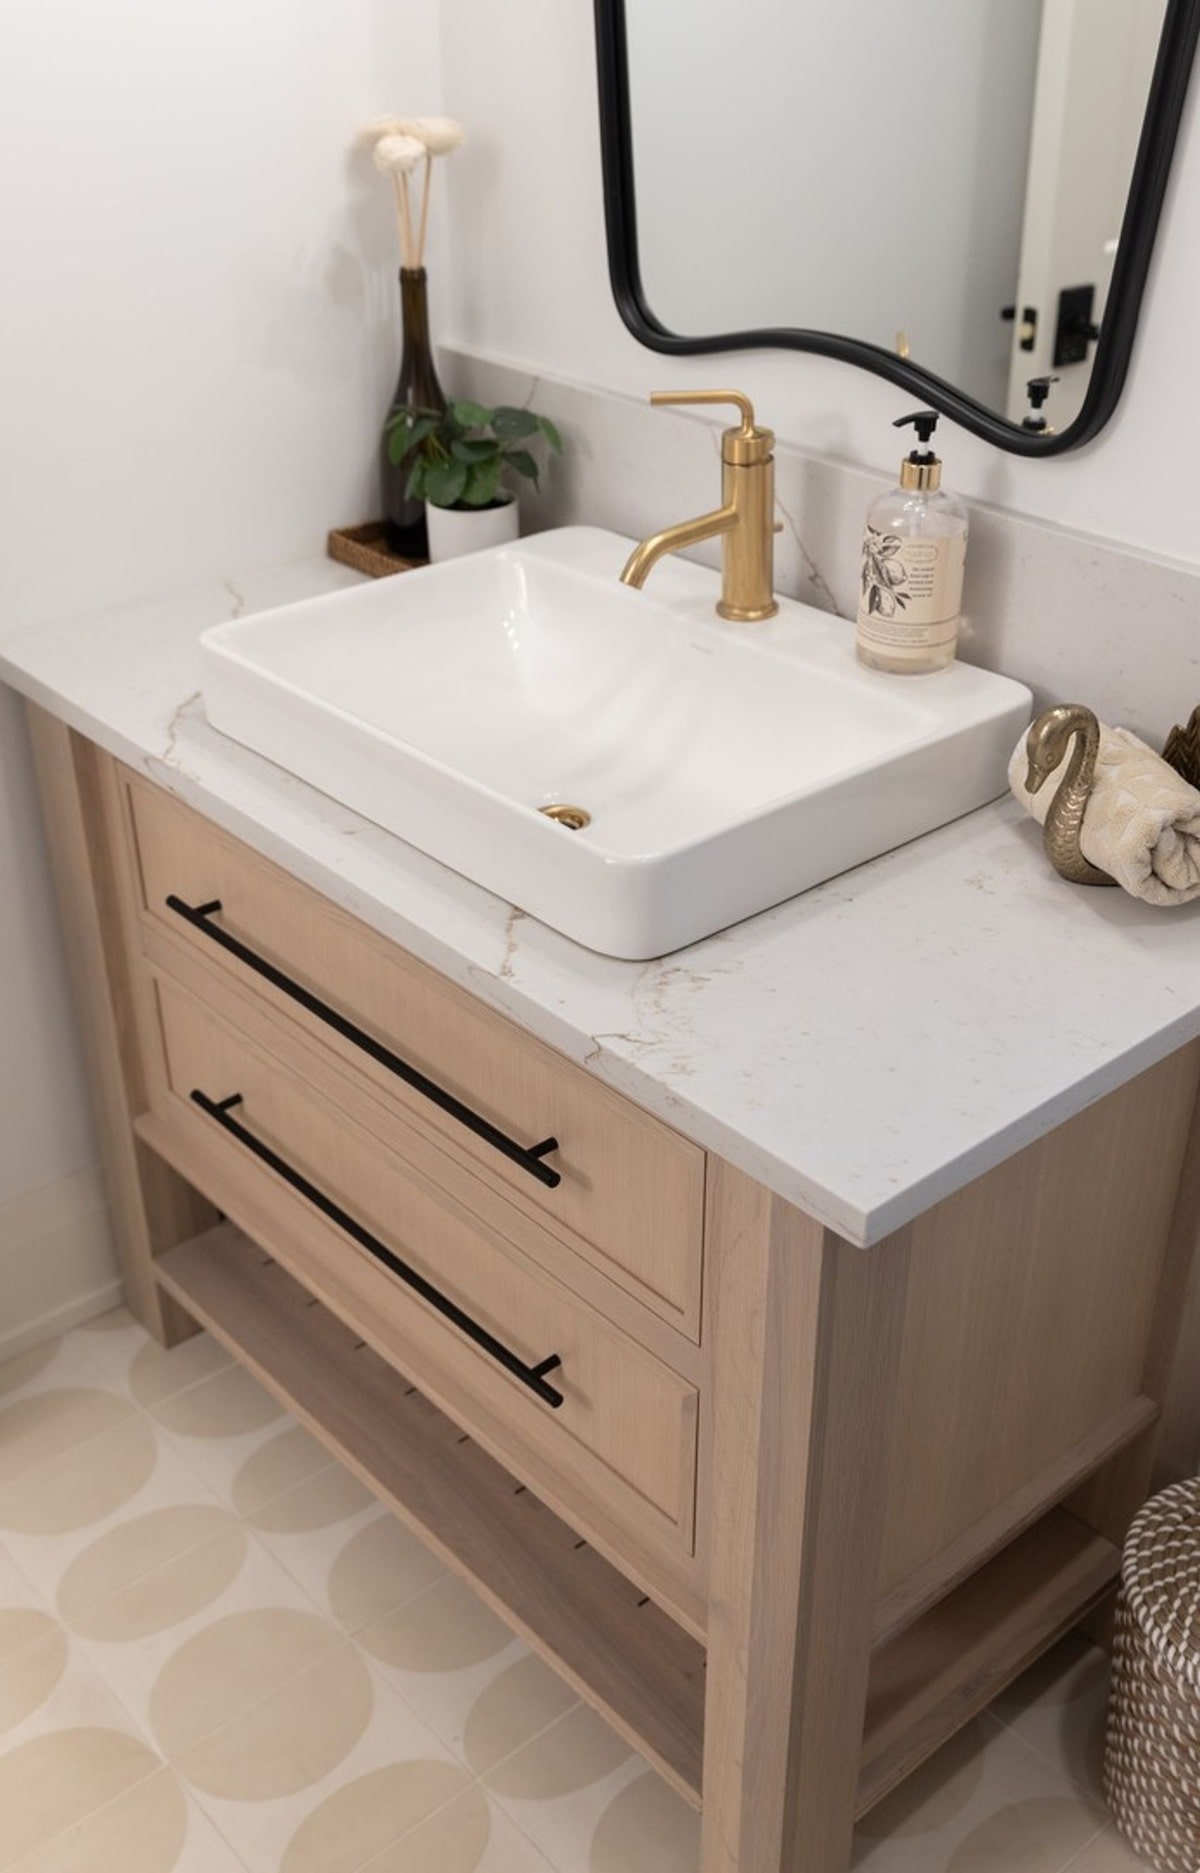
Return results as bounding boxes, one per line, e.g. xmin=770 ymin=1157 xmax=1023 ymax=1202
xmin=0 ymin=0 xmax=444 ymax=1347
xmin=439 ymin=0 xmax=1200 ymax=568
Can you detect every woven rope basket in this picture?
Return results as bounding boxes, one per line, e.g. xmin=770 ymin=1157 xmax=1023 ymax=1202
xmin=1103 ymin=1475 xmax=1200 ymax=1873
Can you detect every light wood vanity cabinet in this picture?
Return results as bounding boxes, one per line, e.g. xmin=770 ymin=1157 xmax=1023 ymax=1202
xmin=28 ymin=704 xmax=1200 ymax=1873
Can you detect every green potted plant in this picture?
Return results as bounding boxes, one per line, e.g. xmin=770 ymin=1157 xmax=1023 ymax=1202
xmin=384 ymin=397 xmax=562 ymax=562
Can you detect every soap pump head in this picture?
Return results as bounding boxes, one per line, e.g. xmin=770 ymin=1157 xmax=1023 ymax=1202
xmin=895 ymin=410 xmax=942 ymax=491
xmin=1022 ymin=375 xmax=1059 ymax=435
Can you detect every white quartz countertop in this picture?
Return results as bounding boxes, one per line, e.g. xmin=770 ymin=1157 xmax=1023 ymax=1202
xmin=5 ymin=554 xmax=1200 ymax=1247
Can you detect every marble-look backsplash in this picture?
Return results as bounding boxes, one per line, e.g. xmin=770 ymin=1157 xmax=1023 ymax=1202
xmin=443 ymin=344 xmax=1200 ymax=748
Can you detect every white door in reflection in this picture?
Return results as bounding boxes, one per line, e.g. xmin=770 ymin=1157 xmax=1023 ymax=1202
xmin=1005 ymin=0 xmax=1167 ymax=428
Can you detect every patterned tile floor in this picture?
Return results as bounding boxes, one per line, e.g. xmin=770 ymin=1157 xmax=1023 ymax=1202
xmin=0 ymin=1307 xmax=1159 ymax=1873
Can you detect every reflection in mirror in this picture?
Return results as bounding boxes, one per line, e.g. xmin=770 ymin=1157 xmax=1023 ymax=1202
xmin=598 ymin=0 xmax=1200 ymax=452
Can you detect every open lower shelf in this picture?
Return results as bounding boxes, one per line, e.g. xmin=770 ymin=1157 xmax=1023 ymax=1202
xmin=858 ymin=1509 xmax=1120 ymax=1813
xmin=156 ymin=1221 xmax=1124 ymax=1825
xmin=156 ymin=1222 xmax=708 ymax=1802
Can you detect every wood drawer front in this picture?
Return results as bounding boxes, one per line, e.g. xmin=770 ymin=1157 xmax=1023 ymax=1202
xmin=149 ymin=972 xmax=700 ymax=1567
xmin=125 ymin=776 xmax=704 ymax=1338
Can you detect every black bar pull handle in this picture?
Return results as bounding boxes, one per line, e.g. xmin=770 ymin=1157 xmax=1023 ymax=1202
xmin=165 ymin=895 xmax=561 ymax=1189
xmin=190 ymin=1088 xmax=565 ymax=1408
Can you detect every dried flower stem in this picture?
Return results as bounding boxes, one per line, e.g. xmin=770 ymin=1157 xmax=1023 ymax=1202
xmin=390 ymin=172 xmax=415 ymax=268
xmin=416 ymin=152 xmax=433 ymax=271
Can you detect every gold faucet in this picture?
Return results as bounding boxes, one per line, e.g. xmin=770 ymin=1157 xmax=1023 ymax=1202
xmin=620 ymin=389 xmax=778 ymax=621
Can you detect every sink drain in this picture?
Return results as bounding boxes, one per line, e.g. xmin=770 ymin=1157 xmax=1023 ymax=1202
xmin=539 ymin=803 xmax=592 ymax=831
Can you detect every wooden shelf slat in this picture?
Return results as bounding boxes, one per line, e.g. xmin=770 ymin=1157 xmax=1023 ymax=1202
xmin=872 ymin=1394 xmax=1157 ymax=1645
xmin=156 ymin=1223 xmax=706 ymax=1802
xmin=858 ymin=1507 xmax=1120 ymax=1816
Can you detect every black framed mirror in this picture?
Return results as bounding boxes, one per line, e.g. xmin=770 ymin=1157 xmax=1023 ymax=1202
xmin=595 ymin=0 xmax=1200 ymax=454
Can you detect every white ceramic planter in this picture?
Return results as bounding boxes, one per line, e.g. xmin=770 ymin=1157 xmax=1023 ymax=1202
xmin=426 ymin=495 xmax=519 ymax=562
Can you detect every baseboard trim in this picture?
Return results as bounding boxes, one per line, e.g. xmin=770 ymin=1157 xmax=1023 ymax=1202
xmin=0 ymin=1278 xmax=126 ymax=1362
xmin=0 ymin=1164 xmax=122 ymax=1360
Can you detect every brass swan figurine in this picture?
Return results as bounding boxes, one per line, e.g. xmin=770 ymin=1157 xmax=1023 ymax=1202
xmin=1023 ymin=704 xmax=1116 ymax=886
xmin=1163 ymin=704 xmax=1200 ymax=789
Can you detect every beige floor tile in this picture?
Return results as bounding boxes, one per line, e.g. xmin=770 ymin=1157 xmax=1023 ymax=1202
xmin=0 ymin=1389 xmax=139 ymax=1492
xmin=0 ymin=1343 xmax=63 ymax=1405
xmin=0 ymin=1413 xmax=157 ymax=1545
xmin=129 ymin=1334 xmax=236 ymax=1410
xmin=248 ymin=1463 xmax=375 ymax=1539
xmin=148 ymin=1364 xmax=285 ymax=1442
xmin=0 ymin=1725 xmax=162 ymax=1871
xmin=172 ymin=1637 xmax=374 ymax=1800
xmin=0 ymin=1322 xmax=130 ymax=1403
xmin=0 ymin=1418 xmax=224 ymax=1598
xmin=462 ymin=1654 xmax=579 ymax=1776
xmin=326 ymin=1510 xmax=450 ymax=1631
xmin=0 ymin=1341 xmax=83 ymax=1408
xmin=484 ymin=1705 xmax=631 ymax=1804
xmin=358 ymin=1573 xmax=513 ymax=1676
xmin=0 ymin=1606 xmax=60 ymax=1674
xmin=360 ymin=1784 xmax=562 ymax=1873
xmin=989 ymin=1632 xmax=1112 ymax=1803
xmin=357 ymin=1593 xmax=539 ymax=1765
xmin=0 ymin=1551 xmax=51 ymax=1624
xmin=252 ymin=1495 xmax=425 ymax=1623
xmin=943 ymin=1800 xmax=1109 ymax=1872
xmin=7 ymin=1765 xmax=246 ymax=1872
xmin=0 ymin=1627 xmax=155 ymax=1756
xmin=54 ymin=1503 xmax=236 ymax=1617
xmin=184 ymin=1659 xmax=464 ymax=1873
xmin=275 ymin=1756 xmax=475 ymax=1873
xmin=588 ymin=1769 xmax=700 ymax=1873
xmin=481 ymin=1706 xmax=643 ymax=1873
xmin=155 ymin=1391 xmax=306 ymax=1507
xmin=61 ymin=1517 xmax=248 ymax=1642
xmin=1061 ymin=1824 xmax=1161 ymax=1870
xmin=852 ymin=1715 xmax=1108 ymax=1873
xmin=229 ymin=1424 xmax=337 ymax=1520
xmin=0 ymin=1628 xmax=163 ymax=1870
xmin=0 ymin=1621 xmax=70 ymax=1735
xmin=77 ymin=1529 xmax=331 ymax=1746
xmin=69 ymin=1314 xmax=232 ymax=1407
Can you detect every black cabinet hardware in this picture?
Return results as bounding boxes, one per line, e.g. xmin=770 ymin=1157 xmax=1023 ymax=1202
xmin=165 ymin=895 xmax=561 ymax=1188
xmin=189 ymin=1089 xmax=566 ymax=1408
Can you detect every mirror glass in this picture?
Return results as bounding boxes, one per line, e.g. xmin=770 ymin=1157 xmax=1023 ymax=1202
xmin=598 ymin=0 xmax=1199 ymax=451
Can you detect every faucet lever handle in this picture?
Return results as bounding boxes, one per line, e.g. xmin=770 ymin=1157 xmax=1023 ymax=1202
xmin=649 ymin=388 xmax=758 ymax=436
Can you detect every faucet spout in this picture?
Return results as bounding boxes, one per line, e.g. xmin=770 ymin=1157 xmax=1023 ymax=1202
xmin=616 ymin=390 xmax=778 ymax=621
xmin=620 ymin=504 xmax=737 ymax=591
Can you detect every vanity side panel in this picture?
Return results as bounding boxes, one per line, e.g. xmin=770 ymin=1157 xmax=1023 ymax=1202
xmin=23 ymin=706 xmax=216 ymax=1343
xmin=1156 ymin=1208 xmax=1200 ymax=1482
xmin=1065 ymin=1060 xmax=1200 ymax=1602
xmin=877 ymin=1043 xmax=1200 ymax=1610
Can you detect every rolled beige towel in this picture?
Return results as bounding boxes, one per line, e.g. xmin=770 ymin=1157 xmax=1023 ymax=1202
xmin=1009 ymin=721 xmax=1200 ymax=906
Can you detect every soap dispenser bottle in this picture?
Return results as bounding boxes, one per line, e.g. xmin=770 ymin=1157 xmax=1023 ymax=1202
xmin=855 ymin=411 xmax=968 ymax=675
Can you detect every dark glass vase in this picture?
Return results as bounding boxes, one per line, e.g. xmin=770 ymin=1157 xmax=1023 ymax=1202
xmin=381 ymin=267 xmax=445 ymax=561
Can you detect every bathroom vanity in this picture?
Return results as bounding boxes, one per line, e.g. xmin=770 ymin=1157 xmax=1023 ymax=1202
xmin=5 ymin=558 xmax=1200 ymax=1873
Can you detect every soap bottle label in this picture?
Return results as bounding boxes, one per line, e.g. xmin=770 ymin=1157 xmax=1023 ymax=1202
xmin=857 ymin=526 xmax=966 ymax=659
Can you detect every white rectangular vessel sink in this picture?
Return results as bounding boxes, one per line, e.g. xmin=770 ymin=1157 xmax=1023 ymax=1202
xmin=200 ymin=526 xmax=1031 ymax=959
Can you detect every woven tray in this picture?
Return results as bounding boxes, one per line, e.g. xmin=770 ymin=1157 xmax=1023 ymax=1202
xmin=327 ymin=522 xmax=424 ymax=580
xmin=1103 ymin=1475 xmax=1200 ymax=1873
